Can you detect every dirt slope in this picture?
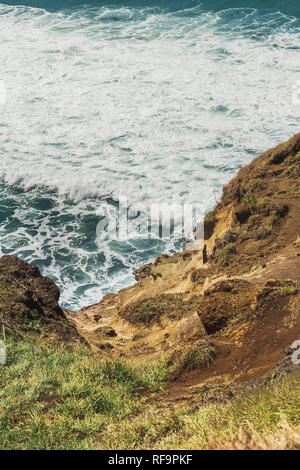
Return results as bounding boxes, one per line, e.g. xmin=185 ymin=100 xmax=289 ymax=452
xmin=69 ymin=133 xmax=300 ymax=397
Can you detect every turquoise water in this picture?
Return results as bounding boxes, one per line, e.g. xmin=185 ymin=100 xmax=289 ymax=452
xmin=0 ymin=1 xmax=299 ymax=309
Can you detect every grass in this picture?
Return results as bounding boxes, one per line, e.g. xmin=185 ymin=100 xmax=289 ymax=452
xmin=20 ymin=319 xmax=41 ymax=333
xmin=215 ymin=243 xmax=236 ymax=265
xmin=0 ymin=337 xmax=299 ymax=450
xmin=204 ymin=208 xmax=216 ymax=219
xmin=282 ymin=152 xmax=300 ymax=178
xmin=181 ymin=347 xmax=214 ymax=371
xmin=169 ymin=345 xmax=215 ymax=379
xmin=247 ymin=177 xmax=267 ymax=193
xmin=240 ymin=193 xmax=289 ymax=239
xmin=256 ymin=213 xmax=281 ymax=239
xmin=120 ymin=294 xmax=191 ymax=326
xmin=0 ymin=338 xmax=168 ymax=450
xmin=242 ymin=193 xmax=257 ymax=209
xmin=277 ymin=283 xmax=298 ymax=297
xmin=96 ymin=368 xmax=300 ymax=450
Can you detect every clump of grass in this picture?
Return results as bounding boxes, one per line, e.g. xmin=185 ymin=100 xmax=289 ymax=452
xmin=19 ymin=310 xmax=42 ymax=333
xmin=242 ymin=193 xmax=257 ymax=209
xmin=215 ymin=243 xmax=236 ymax=266
xmin=120 ymin=294 xmax=190 ymax=326
xmin=247 ymin=177 xmax=267 ymax=193
xmin=253 ymin=167 xmax=267 ymax=179
xmin=277 ymin=283 xmax=298 ymax=297
xmin=256 ymin=213 xmax=281 ymax=239
xmin=181 ymin=347 xmax=215 ymax=371
xmin=223 ymin=230 xmax=238 ymax=244
xmin=169 ymin=344 xmax=216 ymax=380
xmin=243 ymin=196 xmax=288 ymax=238
xmin=20 ymin=319 xmax=41 ymax=333
xmin=281 ymin=152 xmax=300 ymax=178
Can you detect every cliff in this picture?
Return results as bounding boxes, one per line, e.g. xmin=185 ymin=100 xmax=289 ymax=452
xmin=68 ymin=133 xmax=300 ymax=396
xmin=1 ymin=134 xmax=300 ymax=388
xmin=0 ymin=134 xmax=299 ymax=450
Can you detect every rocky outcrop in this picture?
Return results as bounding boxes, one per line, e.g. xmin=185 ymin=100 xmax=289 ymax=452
xmin=0 ymin=255 xmax=87 ymax=345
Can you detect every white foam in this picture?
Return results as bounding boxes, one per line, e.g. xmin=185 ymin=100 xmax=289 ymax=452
xmin=0 ymin=3 xmax=299 ymax=308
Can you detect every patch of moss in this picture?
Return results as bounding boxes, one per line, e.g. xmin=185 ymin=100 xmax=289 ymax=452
xmin=120 ymin=294 xmax=198 ymax=326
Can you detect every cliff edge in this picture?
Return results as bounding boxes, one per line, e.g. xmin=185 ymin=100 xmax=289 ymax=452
xmin=69 ymin=133 xmax=300 ymax=396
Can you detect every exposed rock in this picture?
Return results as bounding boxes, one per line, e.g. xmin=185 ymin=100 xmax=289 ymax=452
xmin=133 ymin=263 xmax=153 ymax=281
xmin=0 ymin=255 xmax=87 ymax=346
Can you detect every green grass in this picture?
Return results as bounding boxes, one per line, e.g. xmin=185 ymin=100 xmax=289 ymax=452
xmin=0 ymin=337 xmax=299 ymax=450
xmin=176 ymin=347 xmax=214 ymax=373
xmin=242 ymin=194 xmax=257 ymax=205
xmin=0 ymin=338 xmax=168 ymax=450
xmin=278 ymin=284 xmax=298 ymax=297
xmin=96 ymin=368 xmax=300 ymax=450
xmin=168 ymin=345 xmax=215 ymax=380
xmin=20 ymin=319 xmax=41 ymax=332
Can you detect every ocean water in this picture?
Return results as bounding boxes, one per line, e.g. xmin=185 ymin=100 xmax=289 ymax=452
xmin=0 ymin=0 xmax=299 ymax=309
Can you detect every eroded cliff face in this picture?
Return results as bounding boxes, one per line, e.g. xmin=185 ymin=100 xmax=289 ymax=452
xmin=0 ymin=255 xmax=87 ymax=346
xmin=1 ymin=134 xmax=299 ymax=395
xmin=69 ymin=133 xmax=300 ymax=390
